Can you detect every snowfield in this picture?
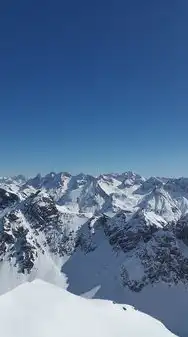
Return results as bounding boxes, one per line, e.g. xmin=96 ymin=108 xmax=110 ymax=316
xmin=0 ymin=279 xmax=177 ymax=337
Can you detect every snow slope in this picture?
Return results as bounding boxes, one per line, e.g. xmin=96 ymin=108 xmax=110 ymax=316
xmin=63 ymin=212 xmax=188 ymax=337
xmin=0 ymin=279 xmax=176 ymax=337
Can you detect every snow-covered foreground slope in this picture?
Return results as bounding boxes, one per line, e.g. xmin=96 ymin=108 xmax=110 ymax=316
xmin=0 ymin=280 xmax=176 ymax=337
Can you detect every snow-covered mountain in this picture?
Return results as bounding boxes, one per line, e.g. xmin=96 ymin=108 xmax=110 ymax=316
xmin=1 ymin=171 xmax=188 ymax=336
xmin=0 ymin=279 xmax=176 ymax=337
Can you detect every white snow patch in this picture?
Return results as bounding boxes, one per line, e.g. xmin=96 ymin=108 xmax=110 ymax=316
xmin=0 ymin=280 xmax=176 ymax=337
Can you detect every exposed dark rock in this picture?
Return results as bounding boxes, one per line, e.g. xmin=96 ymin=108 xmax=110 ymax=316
xmin=0 ymin=188 xmax=19 ymax=209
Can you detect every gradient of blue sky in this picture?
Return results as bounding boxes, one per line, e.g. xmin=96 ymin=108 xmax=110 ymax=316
xmin=0 ymin=0 xmax=188 ymax=177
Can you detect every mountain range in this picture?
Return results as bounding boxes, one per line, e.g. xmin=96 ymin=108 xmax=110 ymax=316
xmin=1 ymin=171 xmax=188 ymax=336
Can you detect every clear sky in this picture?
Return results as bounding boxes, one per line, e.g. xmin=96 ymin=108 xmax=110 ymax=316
xmin=0 ymin=0 xmax=188 ymax=177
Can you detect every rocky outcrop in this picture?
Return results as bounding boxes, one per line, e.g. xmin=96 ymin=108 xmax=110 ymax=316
xmin=73 ymin=210 xmax=188 ymax=293
xmin=0 ymin=211 xmax=38 ymax=273
xmin=175 ymin=214 xmax=188 ymax=245
xmin=0 ymin=188 xmax=19 ymax=210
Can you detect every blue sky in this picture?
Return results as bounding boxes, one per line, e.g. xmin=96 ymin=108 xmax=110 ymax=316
xmin=0 ymin=0 xmax=188 ymax=177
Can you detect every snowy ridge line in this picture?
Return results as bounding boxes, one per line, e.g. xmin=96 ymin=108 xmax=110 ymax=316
xmin=0 ymin=279 xmax=177 ymax=337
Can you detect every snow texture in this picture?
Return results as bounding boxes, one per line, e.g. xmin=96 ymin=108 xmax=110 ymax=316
xmin=0 ymin=279 xmax=176 ymax=337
